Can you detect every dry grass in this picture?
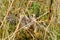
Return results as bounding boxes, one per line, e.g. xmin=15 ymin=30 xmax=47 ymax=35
xmin=0 ymin=0 xmax=60 ymax=40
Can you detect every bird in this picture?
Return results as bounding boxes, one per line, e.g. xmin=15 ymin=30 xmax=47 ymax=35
xmin=29 ymin=14 xmax=36 ymax=22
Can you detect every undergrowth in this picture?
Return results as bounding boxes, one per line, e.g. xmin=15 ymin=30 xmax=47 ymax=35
xmin=0 ymin=0 xmax=60 ymax=40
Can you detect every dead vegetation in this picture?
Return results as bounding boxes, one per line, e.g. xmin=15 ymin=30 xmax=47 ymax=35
xmin=0 ymin=0 xmax=60 ymax=40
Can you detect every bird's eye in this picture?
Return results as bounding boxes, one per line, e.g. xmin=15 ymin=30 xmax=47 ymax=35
xmin=0 ymin=21 xmax=2 ymax=26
